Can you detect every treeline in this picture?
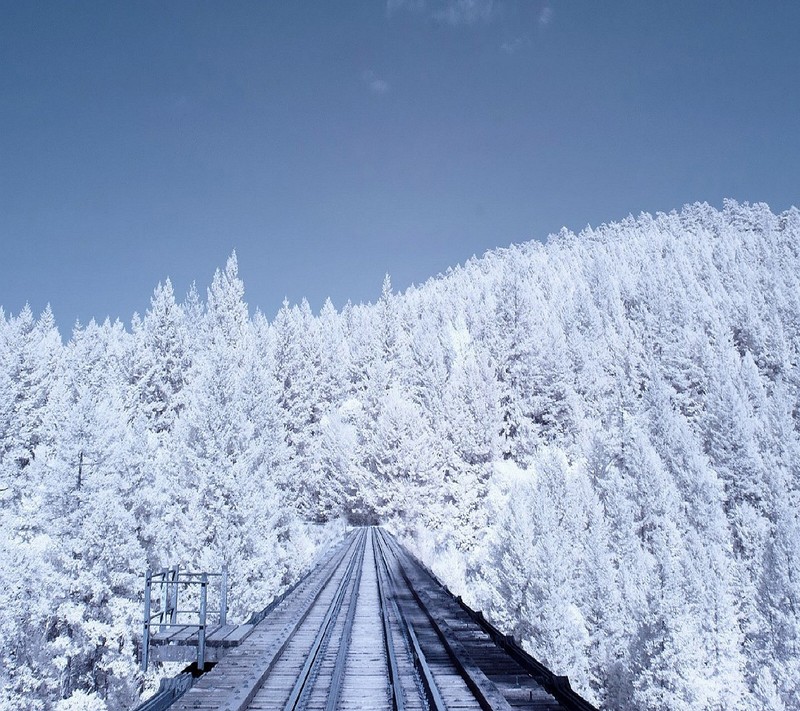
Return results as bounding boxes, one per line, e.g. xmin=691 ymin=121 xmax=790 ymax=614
xmin=1 ymin=200 xmax=798 ymax=710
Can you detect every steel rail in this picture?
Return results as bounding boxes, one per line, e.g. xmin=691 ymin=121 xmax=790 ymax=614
xmin=377 ymin=529 xmax=513 ymax=711
xmin=374 ymin=528 xmax=448 ymax=711
xmin=371 ymin=528 xmax=406 ymax=711
xmin=283 ymin=527 xmax=367 ymax=711
xmin=379 ymin=529 xmax=598 ymax=711
xmin=232 ymin=528 xmax=364 ymax=711
xmin=372 ymin=528 xmax=407 ymax=711
xmin=324 ymin=527 xmax=369 ymax=711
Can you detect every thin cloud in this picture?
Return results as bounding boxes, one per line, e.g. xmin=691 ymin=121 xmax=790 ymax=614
xmin=362 ymin=70 xmax=390 ymax=95
xmin=387 ymin=0 xmax=495 ymax=25
xmin=370 ymin=78 xmax=390 ymax=94
xmin=435 ymin=0 xmax=494 ymax=25
xmin=501 ymin=35 xmax=529 ymax=54
xmin=539 ymin=5 xmax=553 ymax=26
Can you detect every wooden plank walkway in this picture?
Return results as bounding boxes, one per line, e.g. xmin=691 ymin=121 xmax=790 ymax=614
xmin=144 ymin=528 xmax=597 ymax=711
xmin=149 ymin=623 xmax=257 ymax=664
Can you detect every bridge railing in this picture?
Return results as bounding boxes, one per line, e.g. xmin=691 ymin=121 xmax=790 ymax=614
xmin=142 ymin=565 xmax=228 ymax=672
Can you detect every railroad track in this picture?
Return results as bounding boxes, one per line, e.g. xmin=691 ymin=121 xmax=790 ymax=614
xmin=373 ymin=527 xmax=503 ymax=710
xmin=168 ymin=527 xmax=595 ymax=710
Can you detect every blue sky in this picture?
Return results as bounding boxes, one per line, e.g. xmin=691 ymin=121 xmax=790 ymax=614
xmin=1 ymin=1 xmax=798 ymax=326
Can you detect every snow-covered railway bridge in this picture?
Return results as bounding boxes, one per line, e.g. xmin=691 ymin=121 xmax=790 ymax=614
xmin=138 ymin=528 xmax=596 ymax=711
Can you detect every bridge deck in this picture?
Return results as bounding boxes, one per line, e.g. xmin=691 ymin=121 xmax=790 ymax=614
xmin=150 ymin=527 xmax=596 ymax=711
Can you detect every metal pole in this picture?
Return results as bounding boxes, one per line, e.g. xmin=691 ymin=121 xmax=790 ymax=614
xmin=142 ymin=570 xmax=152 ymax=672
xmin=220 ymin=565 xmax=228 ymax=626
xmin=169 ymin=565 xmax=179 ymax=625
xmin=198 ymin=573 xmax=208 ymax=669
xmin=158 ymin=568 xmax=168 ymax=631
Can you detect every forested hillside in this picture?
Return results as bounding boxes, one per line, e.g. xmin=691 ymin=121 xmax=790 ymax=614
xmin=1 ymin=200 xmax=799 ymax=710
